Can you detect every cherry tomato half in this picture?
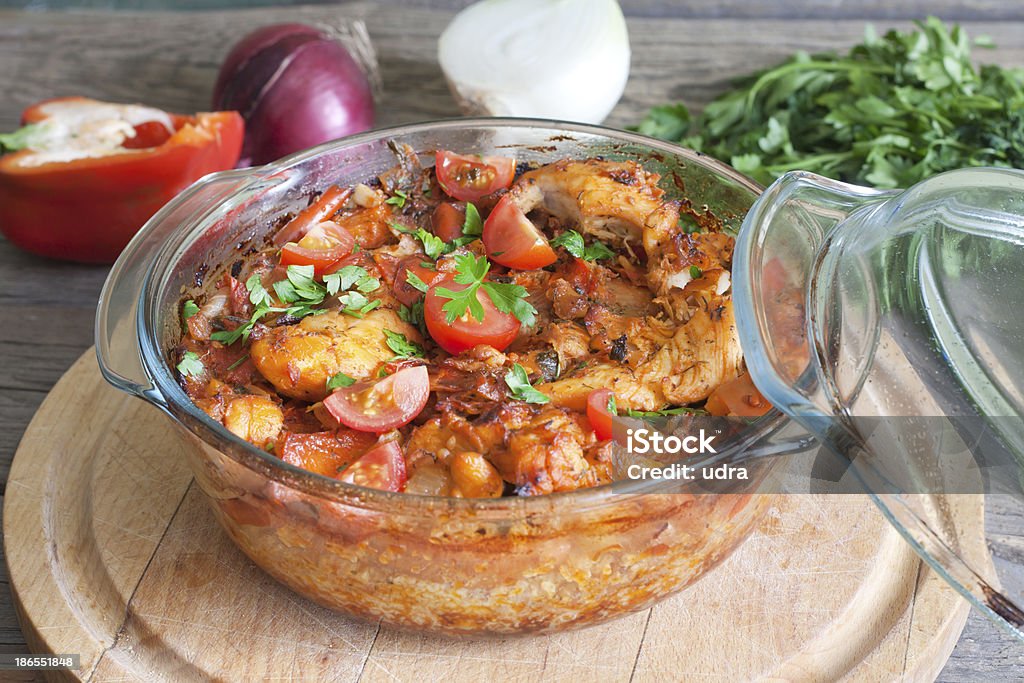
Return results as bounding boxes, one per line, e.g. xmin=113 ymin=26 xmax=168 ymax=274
xmin=323 ymin=365 xmax=430 ymax=433
xmin=482 ymin=194 xmax=557 ymax=270
xmin=587 ymin=389 xmax=616 ymax=441
xmin=435 ymin=151 xmax=515 ymax=202
xmin=705 ymin=372 xmax=772 ymax=417
xmin=431 ymin=202 xmax=467 ymax=242
xmin=424 ymin=278 xmax=521 ymax=354
xmin=393 ymin=256 xmax=444 ymax=307
xmin=339 ymin=440 xmax=408 ymax=492
xmin=279 ymin=221 xmax=355 ymax=275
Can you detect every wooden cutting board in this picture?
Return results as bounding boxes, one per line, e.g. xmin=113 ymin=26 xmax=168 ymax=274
xmin=4 ymin=351 xmax=973 ymax=682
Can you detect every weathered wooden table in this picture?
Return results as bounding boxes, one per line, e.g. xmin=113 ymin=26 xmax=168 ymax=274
xmin=1 ymin=2 xmax=1022 ymax=680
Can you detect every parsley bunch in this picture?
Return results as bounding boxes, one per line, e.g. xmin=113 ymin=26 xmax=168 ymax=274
xmin=635 ymin=18 xmax=1024 ymax=188
xmin=435 ymin=253 xmax=538 ymax=326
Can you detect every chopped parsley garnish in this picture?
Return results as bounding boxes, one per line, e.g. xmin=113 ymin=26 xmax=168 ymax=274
xmin=434 ymin=253 xmax=537 ymax=326
xmin=463 ymin=202 xmax=483 ymax=236
xmin=399 ymin=301 xmax=426 ymax=335
xmin=625 ymin=406 xmax=709 ymax=418
xmin=607 ymin=393 xmax=618 ymax=414
xmin=392 ymin=219 xmax=479 ymax=261
xmin=384 ymin=329 xmax=424 ymax=358
xmin=385 ymin=189 xmax=408 ymax=208
xmin=246 ymin=273 xmax=274 ymax=308
xmin=176 ymin=351 xmax=204 ymax=378
xmin=326 ymin=371 xmax=356 ymax=390
xmin=226 ymin=354 xmax=249 ymax=372
xmin=504 ymin=363 xmax=550 ymax=404
xmin=324 ymin=265 xmax=379 ymax=295
xmin=689 ymin=265 xmax=703 ymax=279
xmin=417 ymin=228 xmax=447 ymax=260
xmin=182 ymin=299 xmax=199 ymax=324
xmin=550 ymin=230 xmax=616 ymax=261
xmin=405 ymin=269 xmax=430 ymax=293
xmin=338 ymin=291 xmax=381 ymax=317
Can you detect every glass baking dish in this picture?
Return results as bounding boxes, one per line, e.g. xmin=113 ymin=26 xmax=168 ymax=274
xmin=95 ymin=119 xmax=787 ymax=635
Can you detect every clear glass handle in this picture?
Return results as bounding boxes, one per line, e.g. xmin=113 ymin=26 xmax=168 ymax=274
xmin=95 ymin=169 xmax=255 ymax=408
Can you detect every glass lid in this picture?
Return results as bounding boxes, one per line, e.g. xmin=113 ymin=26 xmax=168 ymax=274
xmin=733 ymin=167 xmax=1024 ymax=641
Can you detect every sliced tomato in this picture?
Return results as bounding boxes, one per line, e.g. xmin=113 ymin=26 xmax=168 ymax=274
xmin=323 ymin=365 xmax=430 ymax=433
xmin=587 ymin=389 xmax=616 ymax=441
xmin=122 ymin=120 xmax=174 ymax=149
xmin=393 ymin=256 xmax=443 ymax=307
xmin=424 ymin=278 xmax=521 ymax=354
xmin=432 ymin=202 xmax=467 ymax=242
xmin=338 ymin=440 xmax=407 ymax=492
xmin=482 ymin=194 xmax=557 ymax=270
xmin=706 ymin=372 xmax=772 ymax=417
xmin=274 ymin=185 xmax=351 ymax=246
xmin=435 ymin=151 xmax=515 ymax=202
xmin=279 ymin=221 xmax=355 ymax=275
xmin=277 ymin=429 xmax=378 ymax=478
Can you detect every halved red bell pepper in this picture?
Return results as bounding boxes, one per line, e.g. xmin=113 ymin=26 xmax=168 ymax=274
xmin=0 ymin=97 xmax=244 ymax=263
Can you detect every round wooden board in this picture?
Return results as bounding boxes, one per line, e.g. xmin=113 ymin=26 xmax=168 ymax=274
xmin=4 ymin=351 xmax=973 ymax=682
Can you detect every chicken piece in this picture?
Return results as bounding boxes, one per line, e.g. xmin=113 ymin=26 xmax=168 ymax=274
xmin=250 ymin=308 xmax=422 ymax=401
xmin=223 ymin=395 xmax=283 ymax=448
xmin=275 ymin=429 xmax=377 ymax=478
xmin=541 ymin=321 xmax=592 ymax=375
xmin=508 ymin=159 xmax=679 ymax=249
xmin=430 ymin=345 xmax=511 ymax=414
xmin=636 ymin=298 xmax=744 ymax=405
xmin=449 ymin=452 xmax=504 ymax=498
xmin=646 ymin=230 xmax=735 ymax=307
xmin=538 ymin=362 xmax=664 ymax=412
xmin=541 ymin=299 xmax=743 ymax=409
xmin=489 ymin=407 xmax=601 ymax=495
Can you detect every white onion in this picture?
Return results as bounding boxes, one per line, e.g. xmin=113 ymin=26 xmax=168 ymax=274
xmin=438 ymin=0 xmax=631 ymax=123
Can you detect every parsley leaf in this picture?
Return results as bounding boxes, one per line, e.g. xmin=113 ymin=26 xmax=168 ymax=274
xmin=607 ymin=394 xmax=618 ymax=414
xmin=625 ymin=406 xmax=709 ymax=418
xmin=584 ymin=241 xmax=617 ymax=261
xmin=385 ymin=189 xmax=408 ymax=208
xmin=405 ymin=269 xmax=429 ymax=293
xmin=226 ymin=354 xmax=249 ymax=371
xmin=550 ymin=230 xmax=616 ymax=261
xmin=483 ymin=281 xmax=537 ymax=327
xmin=399 ymin=301 xmax=426 ymax=335
xmin=384 ymin=329 xmax=424 ymax=358
xmin=327 ymin=371 xmax=356 ymax=390
xmin=182 ymin=300 xmax=199 ymax=324
xmin=324 ymin=266 xmax=367 ymax=295
xmin=246 ymin=273 xmax=273 ymax=308
xmin=434 ymin=253 xmax=538 ymax=326
xmin=176 ymin=351 xmax=204 ymax=378
xmin=416 ymin=228 xmax=446 ymax=260
xmin=463 ymin=202 xmax=483 ymax=236
xmin=689 ymin=265 xmax=703 ymax=279
xmin=504 ymin=363 xmax=550 ymax=404
xmin=550 ymin=230 xmax=585 ymax=257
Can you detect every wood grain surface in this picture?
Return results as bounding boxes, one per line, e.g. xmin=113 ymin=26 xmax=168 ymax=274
xmin=0 ymin=2 xmax=1023 ymax=681
xmin=4 ymin=351 xmax=973 ymax=682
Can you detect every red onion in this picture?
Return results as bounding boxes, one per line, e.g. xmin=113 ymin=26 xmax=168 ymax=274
xmin=213 ymin=23 xmax=375 ymax=166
